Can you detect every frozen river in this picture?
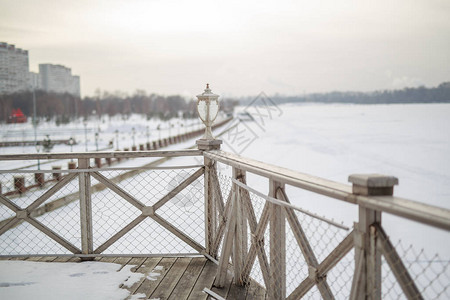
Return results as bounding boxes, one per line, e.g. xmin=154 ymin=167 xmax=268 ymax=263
xmin=222 ymin=102 xmax=450 ymax=258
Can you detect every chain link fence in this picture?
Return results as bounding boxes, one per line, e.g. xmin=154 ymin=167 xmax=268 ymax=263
xmin=0 ymin=166 xmax=204 ymax=256
xmin=213 ymin=170 xmax=450 ymax=299
xmin=0 ymin=171 xmax=80 ymax=255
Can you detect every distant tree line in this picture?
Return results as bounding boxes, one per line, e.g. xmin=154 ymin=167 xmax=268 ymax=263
xmin=0 ymin=89 xmax=238 ymax=124
xmin=241 ymin=82 xmax=450 ymax=105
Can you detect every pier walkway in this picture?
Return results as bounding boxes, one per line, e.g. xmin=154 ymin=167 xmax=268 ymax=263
xmin=1 ymin=255 xmax=265 ymax=299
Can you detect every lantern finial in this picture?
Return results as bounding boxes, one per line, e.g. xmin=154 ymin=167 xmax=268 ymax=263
xmin=206 ymin=83 xmax=209 ymax=89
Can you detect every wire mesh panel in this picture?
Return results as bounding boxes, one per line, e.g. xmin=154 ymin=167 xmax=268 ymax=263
xmin=0 ymin=165 xmax=205 ymax=256
xmin=381 ymin=238 xmax=450 ymax=299
xmin=91 ymin=167 xmax=205 ymax=254
xmin=0 ymin=171 xmax=80 ymax=255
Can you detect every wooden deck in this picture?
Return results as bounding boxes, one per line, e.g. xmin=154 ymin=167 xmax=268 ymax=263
xmin=0 ymin=256 xmax=266 ymax=300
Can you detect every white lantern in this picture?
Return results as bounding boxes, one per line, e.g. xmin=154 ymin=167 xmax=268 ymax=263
xmin=197 ymin=84 xmax=219 ymax=140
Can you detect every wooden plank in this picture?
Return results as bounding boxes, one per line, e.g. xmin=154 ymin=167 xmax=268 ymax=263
xmin=151 ymin=213 xmax=205 ymax=253
xmin=227 ymin=282 xmax=248 ymax=300
xmin=211 ymin=166 xmax=225 ymax=214
xmin=27 ymin=173 xmax=78 ymax=211
xmin=241 ymin=201 xmax=271 ymax=288
xmin=233 ymin=169 xmax=244 ymax=286
xmin=211 ymin=266 xmax=234 ymax=299
xmin=0 ymin=193 xmax=21 ymax=212
xmin=356 ymin=194 xmax=450 ymax=231
xmin=115 ymin=256 xmax=133 ymax=271
xmin=153 ymin=167 xmax=204 ymax=211
xmin=0 ymin=218 xmax=21 ymax=236
xmin=188 ymin=259 xmax=218 ymax=300
xmin=245 ymin=280 xmax=266 ymax=300
xmin=134 ymin=257 xmax=177 ymax=297
xmin=0 ymin=149 xmax=203 ymax=160
xmin=349 ymin=249 xmax=365 ymax=300
xmin=204 ymin=157 xmax=215 ymax=255
xmin=126 ymin=257 xmax=161 ymax=295
xmin=53 ymin=256 xmax=74 ymax=262
xmin=169 ymin=257 xmax=207 ymax=300
xmin=38 ymin=256 xmax=58 ymax=262
xmin=376 ymin=224 xmax=423 ymax=300
xmin=68 ymin=256 xmax=82 ymax=262
xmin=215 ymin=191 xmax=236 ymax=288
xmin=357 ymin=205 xmax=381 ymax=300
xmin=269 ymin=180 xmax=286 ymax=300
xmin=24 ymin=256 xmax=43 ymax=261
xmin=94 ymin=215 xmax=147 ymax=254
xmin=91 ymin=171 xmax=145 ymax=210
xmin=78 ymin=158 xmax=93 ymax=255
xmin=150 ymin=257 xmax=191 ymax=299
xmin=128 ymin=257 xmax=148 ymax=272
xmin=27 ymin=217 xmax=81 ymax=254
xmin=98 ymin=256 xmax=117 ymax=263
xmin=211 ymin=192 xmax=233 ymax=257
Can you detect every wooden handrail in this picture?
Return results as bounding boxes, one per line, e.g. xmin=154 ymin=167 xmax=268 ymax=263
xmin=0 ymin=149 xmax=203 ymax=160
xmin=204 ymin=150 xmax=450 ymax=231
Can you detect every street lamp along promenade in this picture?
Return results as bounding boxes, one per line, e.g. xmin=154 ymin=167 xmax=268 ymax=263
xmin=196 ymin=84 xmax=222 ymax=151
xmin=197 ymin=83 xmax=219 ymax=140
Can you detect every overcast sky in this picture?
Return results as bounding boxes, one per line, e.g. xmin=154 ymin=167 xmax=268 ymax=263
xmin=1 ymin=0 xmax=449 ymax=98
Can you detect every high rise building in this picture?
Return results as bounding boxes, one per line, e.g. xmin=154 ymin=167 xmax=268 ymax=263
xmin=0 ymin=42 xmax=30 ymax=94
xmin=39 ymin=64 xmax=81 ymax=97
xmin=0 ymin=42 xmax=81 ymax=97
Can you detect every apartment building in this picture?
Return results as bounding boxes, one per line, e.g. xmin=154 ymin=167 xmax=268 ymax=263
xmin=39 ymin=63 xmax=81 ymax=97
xmin=0 ymin=42 xmax=30 ymax=94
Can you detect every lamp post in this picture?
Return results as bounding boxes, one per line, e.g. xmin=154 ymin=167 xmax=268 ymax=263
xmin=197 ymin=83 xmax=219 ymax=140
xmin=68 ymin=137 xmax=75 ymax=162
xmin=132 ymin=127 xmax=136 ymax=147
xmin=115 ymin=129 xmax=119 ymax=150
xmin=83 ymin=119 xmax=88 ymax=151
xmin=32 ymin=87 xmax=37 ymax=149
xmin=35 ymin=144 xmax=41 ymax=170
xmin=146 ymin=126 xmax=150 ymax=143
xmin=157 ymin=124 xmax=161 ymax=140
xmin=95 ymin=132 xmax=99 ymax=151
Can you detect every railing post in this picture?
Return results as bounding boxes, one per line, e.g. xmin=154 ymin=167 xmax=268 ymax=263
xmin=78 ymin=158 xmax=93 ymax=258
xmin=197 ymin=139 xmax=222 ymax=256
xmin=204 ymin=155 xmax=216 ymax=255
xmin=269 ymin=179 xmax=286 ymax=299
xmin=232 ymin=167 xmax=248 ymax=286
xmin=349 ymin=174 xmax=398 ymax=300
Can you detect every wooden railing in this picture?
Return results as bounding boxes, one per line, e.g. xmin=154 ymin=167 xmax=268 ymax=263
xmin=0 ymin=150 xmax=206 ymax=257
xmin=203 ymin=149 xmax=450 ymax=300
xmin=1 ymin=147 xmax=449 ymax=299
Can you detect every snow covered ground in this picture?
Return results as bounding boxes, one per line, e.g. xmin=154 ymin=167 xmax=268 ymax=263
xmin=0 ymin=260 xmax=143 ymax=300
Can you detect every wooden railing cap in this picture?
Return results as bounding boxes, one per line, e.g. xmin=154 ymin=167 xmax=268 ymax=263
xmin=348 ymin=174 xmax=398 ymax=187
